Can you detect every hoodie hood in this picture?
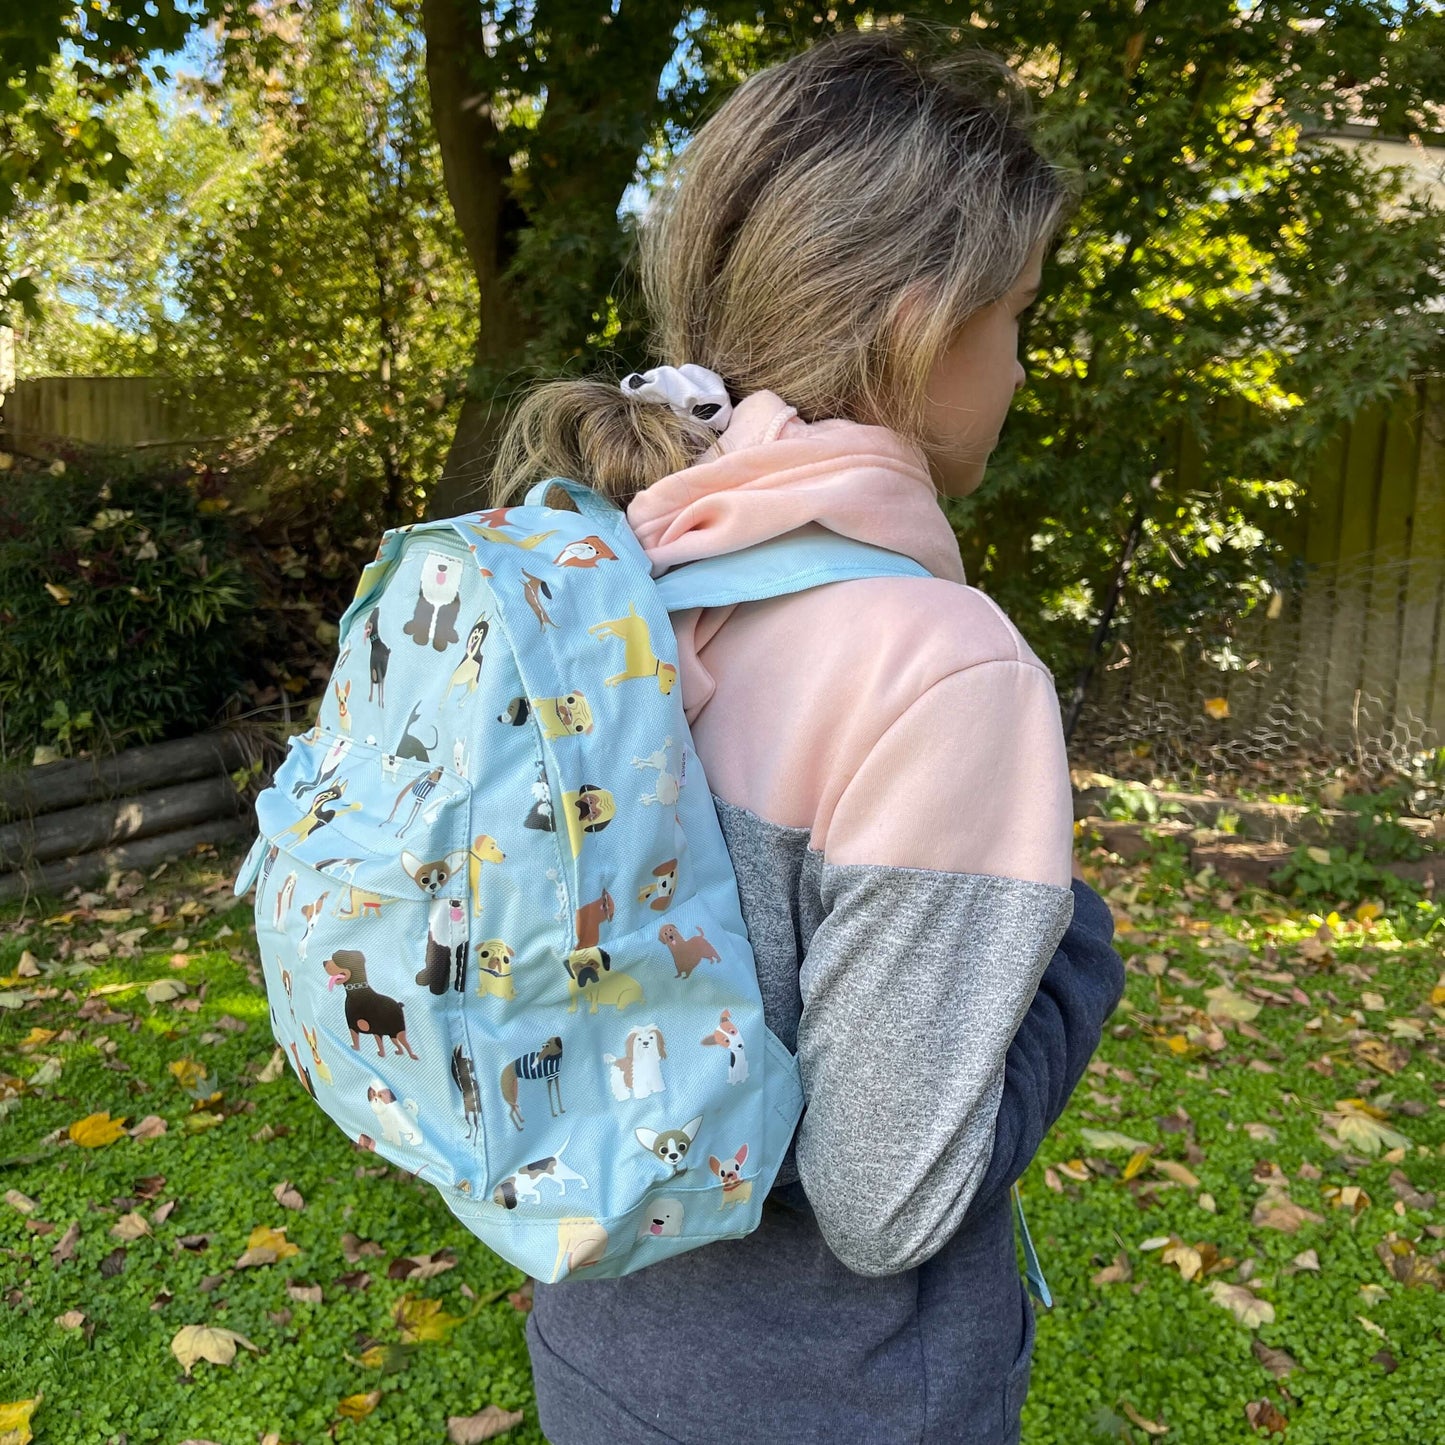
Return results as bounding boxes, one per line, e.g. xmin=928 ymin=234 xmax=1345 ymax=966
xmin=625 ymin=391 xmax=966 ymax=585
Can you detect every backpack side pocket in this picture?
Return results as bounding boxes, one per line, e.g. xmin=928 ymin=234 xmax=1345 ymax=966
xmin=250 ymin=728 xmax=484 ymax=1191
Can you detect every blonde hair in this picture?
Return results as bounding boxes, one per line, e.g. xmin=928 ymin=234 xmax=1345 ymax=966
xmin=484 ymin=20 xmax=1078 ymax=511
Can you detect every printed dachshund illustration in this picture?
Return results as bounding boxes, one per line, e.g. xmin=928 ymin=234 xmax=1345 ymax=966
xmin=574 ymin=887 xmax=614 ymax=948
xmin=521 ymin=570 xmax=558 ymax=631
xmin=658 ymin=923 xmax=721 ymax=979
xmin=444 ymin=615 xmax=490 ymax=701
xmin=635 ymin=1114 xmax=703 ymax=1177
xmin=323 ymin=948 xmax=418 ymax=1060
xmin=403 ymin=550 xmax=463 ymax=651
xmin=500 ymin=1036 xmax=564 ymax=1130
xmin=587 ymin=602 xmax=678 ymax=694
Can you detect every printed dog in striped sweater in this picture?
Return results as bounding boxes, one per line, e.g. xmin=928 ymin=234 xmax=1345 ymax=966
xmin=500 ymin=1036 xmax=564 ymax=1130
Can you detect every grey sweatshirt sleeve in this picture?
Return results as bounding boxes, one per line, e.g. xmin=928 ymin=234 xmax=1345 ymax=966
xmin=794 ymin=865 xmax=1073 ymax=1276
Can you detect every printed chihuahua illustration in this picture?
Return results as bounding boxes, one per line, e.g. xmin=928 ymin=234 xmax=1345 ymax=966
xmin=635 ymin=1114 xmax=703 ymax=1177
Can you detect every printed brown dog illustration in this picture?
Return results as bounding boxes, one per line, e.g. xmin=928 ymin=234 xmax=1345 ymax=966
xmin=550 ymin=1216 xmax=608 ymax=1281
xmin=322 ymin=948 xmax=418 ymax=1060
xmin=658 ymin=923 xmax=721 ymax=979
xmin=575 ymin=888 xmax=615 ymax=948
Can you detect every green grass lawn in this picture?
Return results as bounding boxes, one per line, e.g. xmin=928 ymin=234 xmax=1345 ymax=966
xmin=1 ymin=837 xmax=1441 ymax=1444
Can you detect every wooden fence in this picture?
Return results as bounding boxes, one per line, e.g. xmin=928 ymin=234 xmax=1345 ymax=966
xmin=1 ymin=375 xmax=191 ymax=453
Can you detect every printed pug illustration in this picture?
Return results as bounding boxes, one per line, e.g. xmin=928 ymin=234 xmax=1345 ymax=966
xmin=635 ymin=1114 xmax=703 ymax=1177
xmin=533 ymin=690 xmax=595 ymax=740
xmin=561 ymin=783 xmax=616 ymax=858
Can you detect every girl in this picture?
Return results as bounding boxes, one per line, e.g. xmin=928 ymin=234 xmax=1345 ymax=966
xmin=484 ymin=23 xmax=1125 ymax=1445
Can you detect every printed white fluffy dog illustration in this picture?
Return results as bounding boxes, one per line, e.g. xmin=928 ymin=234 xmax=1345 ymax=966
xmin=636 ymin=1197 xmax=685 ymax=1239
xmin=700 ymin=1008 xmax=748 ymax=1085
xmin=367 ymin=1079 xmax=421 ymax=1145
xmin=604 ymin=1024 xmax=667 ymax=1101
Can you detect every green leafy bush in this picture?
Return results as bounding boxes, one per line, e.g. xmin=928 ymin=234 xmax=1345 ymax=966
xmin=0 ymin=453 xmax=256 ymax=762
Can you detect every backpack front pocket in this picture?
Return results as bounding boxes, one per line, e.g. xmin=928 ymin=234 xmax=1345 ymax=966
xmin=248 ymin=727 xmax=481 ymax=1189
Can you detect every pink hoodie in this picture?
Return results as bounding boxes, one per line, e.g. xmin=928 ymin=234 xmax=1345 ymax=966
xmin=625 ymin=390 xmax=1073 ymax=889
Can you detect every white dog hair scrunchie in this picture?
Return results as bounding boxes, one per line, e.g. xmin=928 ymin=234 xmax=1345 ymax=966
xmin=619 ymin=363 xmax=733 ymax=432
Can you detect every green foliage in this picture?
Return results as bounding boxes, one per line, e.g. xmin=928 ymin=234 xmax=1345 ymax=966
xmin=0 ymin=0 xmax=221 ymax=320
xmin=0 ymin=454 xmax=256 ymax=763
xmin=1102 ymin=781 xmax=1184 ymax=825
xmin=1272 ymin=843 xmax=1425 ymax=912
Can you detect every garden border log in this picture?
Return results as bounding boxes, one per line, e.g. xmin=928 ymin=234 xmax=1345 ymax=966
xmin=0 ymin=774 xmax=245 ymax=872
xmin=0 ymin=730 xmax=253 ymax=823
xmin=0 ymin=817 xmax=254 ymax=905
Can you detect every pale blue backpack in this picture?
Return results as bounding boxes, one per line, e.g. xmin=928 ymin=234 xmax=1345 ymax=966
xmin=233 ymin=477 xmax=1050 ymax=1299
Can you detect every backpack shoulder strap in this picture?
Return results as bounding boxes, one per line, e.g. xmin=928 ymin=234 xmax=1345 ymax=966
xmin=652 ymin=524 xmax=933 ymax=612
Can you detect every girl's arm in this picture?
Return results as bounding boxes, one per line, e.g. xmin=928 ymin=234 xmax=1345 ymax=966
xmin=957 ymin=876 xmax=1126 ymax=1229
xmin=794 ymin=657 xmax=1077 ymax=1277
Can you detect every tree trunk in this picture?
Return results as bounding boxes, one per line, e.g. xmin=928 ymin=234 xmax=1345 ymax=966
xmin=419 ymin=0 xmax=533 ymax=518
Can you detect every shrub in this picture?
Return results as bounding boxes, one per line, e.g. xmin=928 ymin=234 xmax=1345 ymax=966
xmin=0 ymin=453 xmax=256 ymax=762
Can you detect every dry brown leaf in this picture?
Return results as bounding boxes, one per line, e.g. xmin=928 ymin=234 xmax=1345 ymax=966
xmin=4 ymin=1190 xmax=38 ymax=1216
xmin=1153 ymin=1160 xmax=1200 ymax=1189
xmin=1161 ymin=1240 xmax=1204 ymax=1283
xmin=272 ymin=1181 xmax=305 ymax=1211
xmin=1205 ymin=1280 xmax=1275 ymax=1328
xmin=109 ymin=1211 xmax=152 ymax=1241
xmin=129 ymin=1115 xmax=168 ymax=1139
xmin=1245 ymin=1399 xmax=1289 ymax=1435
xmin=1252 ymin=1191 xmax=1324 ymax=1235
xmin=1091 ymin=1252 xmax=1133 ymax=1286
xmin=1291 ymin=1248 xmax=1321 ymax=1271
xmin=1251 ymin=1339 xmax=1300 ymax=1379
xmin=447 ymin=1405 xmax=526 ymax=1443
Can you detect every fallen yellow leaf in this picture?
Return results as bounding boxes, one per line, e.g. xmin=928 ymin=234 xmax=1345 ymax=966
xmin=336 ymin=1391 xmax=383 ymax=1423
xmin=170 ymin=1324 xmax=260 ymax=1375
xmin=0 ymin=1395 xmax=40 ymax=1445
xmin=68 ymin=1112 xmax=127 ymax=1148
xmin=1203 ymin=697 xmax=1230 ymax=719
